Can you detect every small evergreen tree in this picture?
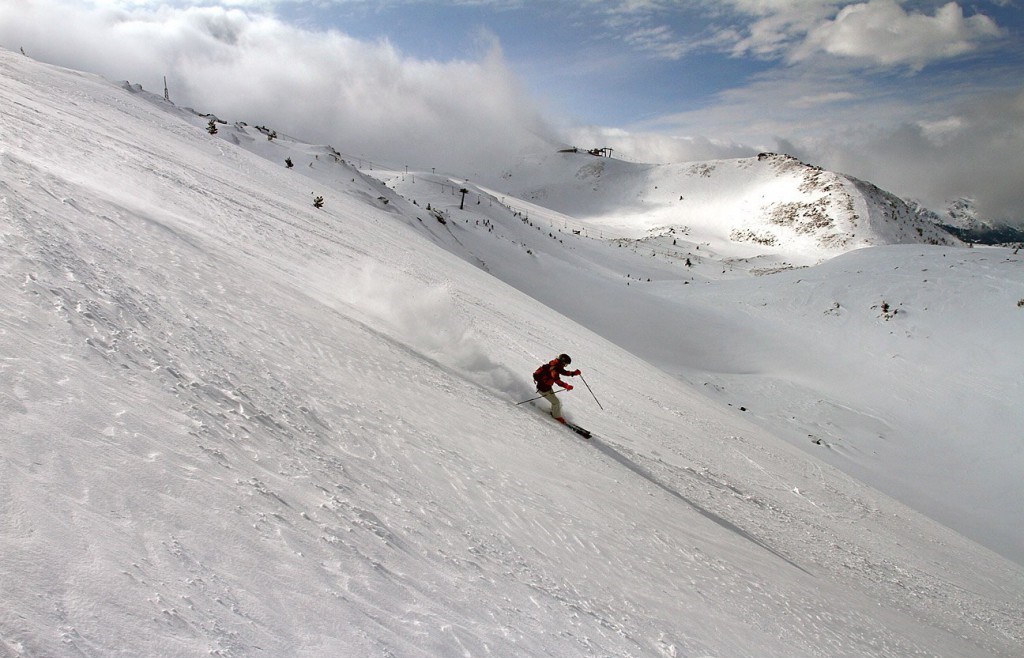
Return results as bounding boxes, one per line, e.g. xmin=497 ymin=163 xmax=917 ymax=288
xmin=313 ymin=195 xmax=324 ymax=209
xmin=206 ymin=119 xmax=218 ymax=135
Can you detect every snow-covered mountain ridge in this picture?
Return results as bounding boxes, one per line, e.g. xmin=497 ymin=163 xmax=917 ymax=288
xmin=160 ymin=82 xmax=961 ymax=270
xmin=910 ymin=197 xmax=1024 ymax=245
xmin=2 ymin=49 xmax=1023 ymax=658
xmin=477 ymin=150 xmax=959 ymax=266
xmin=126 ymin=69 xmax=960 ymax=271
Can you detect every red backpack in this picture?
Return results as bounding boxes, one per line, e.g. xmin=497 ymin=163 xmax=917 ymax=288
xmin=533 ymin=360 xmax=556 ymax=388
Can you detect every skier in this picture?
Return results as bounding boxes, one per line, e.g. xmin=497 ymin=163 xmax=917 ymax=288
xmin=533 ymin=354 xmax=582 ymax=424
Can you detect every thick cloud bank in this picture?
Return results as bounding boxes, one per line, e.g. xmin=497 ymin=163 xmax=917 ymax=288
xmin=0 ymin=1 xmax=558 ymax=177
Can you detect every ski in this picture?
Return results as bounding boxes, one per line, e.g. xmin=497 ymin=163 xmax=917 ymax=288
xmin=564 ymin=421 xmax=591 ymax=439
xmin=516 ymin=399 xmax=591 ymax=437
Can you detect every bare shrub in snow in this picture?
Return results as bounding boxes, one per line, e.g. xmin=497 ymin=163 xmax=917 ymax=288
xmin=875 ymin=301 xmax=899 ymax=320
xmin=730 ymin=228 xmax=778 ymax=246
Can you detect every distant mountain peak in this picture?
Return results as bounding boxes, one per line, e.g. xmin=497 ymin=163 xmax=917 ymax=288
xmin=486 ymin=149 xmax=960 ymax=266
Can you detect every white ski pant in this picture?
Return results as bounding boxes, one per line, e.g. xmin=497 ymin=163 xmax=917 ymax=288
xmin=539 ymin=389 xmax=562 ymax=419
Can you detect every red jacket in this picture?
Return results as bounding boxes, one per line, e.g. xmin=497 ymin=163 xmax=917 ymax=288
xmin=534 ymin=359 xmax=576 ymax=392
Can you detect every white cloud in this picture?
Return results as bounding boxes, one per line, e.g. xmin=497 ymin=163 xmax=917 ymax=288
xmin=822 ymin=87 xmax=1024 ymax=222
xmin=599 ymin=69 xmax=1024 ymax=224
xmin=704 ymin=1 xmax=1005 ymax=69
xmin=790 ymin=90 xmax=857 ymax=107
xmin=724 ymin=4 xmax=835 ymax=57
xmin=623 ymin=24 xmax=690 ymax=60
xmin=565 ymin=125 xmax=758 ymax=164
xmin=793 ymin=1 xmax=1004 ymax=69
xmin=0 ymin=1 xmax=558 ymax=176
xmin=716 ymin=0 xmax=836 ymax=13
xmin=917 ymin=115 xmax=965 ymax=142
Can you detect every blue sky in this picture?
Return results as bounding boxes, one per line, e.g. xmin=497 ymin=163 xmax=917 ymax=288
xmin=281 ymin=1 xmax=1022 ymax=136
xmin=2 ymin=1 xmax=1023 ymax=222
xmin=277 ymin=1 xmax=771 ymax=125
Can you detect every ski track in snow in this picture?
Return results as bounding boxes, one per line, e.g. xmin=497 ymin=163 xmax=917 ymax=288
xmin=1 ymin=49 xmax=1023 ymax=657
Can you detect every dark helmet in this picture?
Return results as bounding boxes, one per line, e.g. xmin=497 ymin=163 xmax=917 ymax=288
xmin=558 ymin=353 xmax=572 ymax=364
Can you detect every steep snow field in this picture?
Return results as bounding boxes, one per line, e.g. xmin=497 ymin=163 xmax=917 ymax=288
xmin=2 ymin=50 xmax=1023 ymax=657
xmin=376 ymin=163 xmax=1023 ymax=569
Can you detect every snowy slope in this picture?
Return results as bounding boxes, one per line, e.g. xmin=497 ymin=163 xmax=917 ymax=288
xmin=2 ymin=49 xmax=1023 ymax=658
xmin=367 ymin=149 xmax=1023 ymax=570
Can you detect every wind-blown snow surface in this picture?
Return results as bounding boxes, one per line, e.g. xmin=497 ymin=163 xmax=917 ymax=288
xmin=2 ymin=49 xmax=1023 ymax=657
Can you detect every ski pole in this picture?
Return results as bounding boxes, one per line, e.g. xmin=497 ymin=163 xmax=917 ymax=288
xmin=579 ymin=374 xmax=604 ymax=410
xmin=515 ymin=390 xmax=564 ymax=406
